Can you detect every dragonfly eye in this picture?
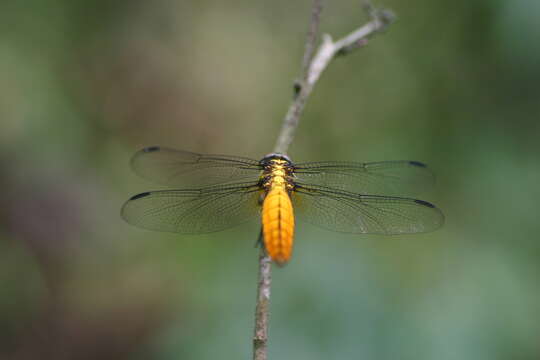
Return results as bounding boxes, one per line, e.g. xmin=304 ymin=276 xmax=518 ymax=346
xmin=260 ymin=153 xmax=293 ymax=165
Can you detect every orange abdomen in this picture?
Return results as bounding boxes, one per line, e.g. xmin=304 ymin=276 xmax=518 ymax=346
xmin=262 ymin=186 xmax=295 ymax=266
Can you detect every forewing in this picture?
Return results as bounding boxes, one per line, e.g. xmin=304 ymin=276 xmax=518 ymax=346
xmin=292 ymin=184 xmax=444 ymax=234
xmin=293 ymin=160 xmax=435 ymax=196
xmin=130 ymin=146 xmax=262 ymax=187
xmin=121 ymin=183 xmax=261 ymax=233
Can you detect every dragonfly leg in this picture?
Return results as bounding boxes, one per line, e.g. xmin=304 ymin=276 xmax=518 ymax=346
xmin=258 ymin=192 xmax=266 ymax=206
xmin=255 ymin=192 xmax=267 ymax=248
xmin=254 ymin=227 xmax=264 ymax=248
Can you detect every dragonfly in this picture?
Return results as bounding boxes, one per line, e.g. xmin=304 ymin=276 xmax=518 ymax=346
xmin=121 ymin=146 xmax=444 ymax=266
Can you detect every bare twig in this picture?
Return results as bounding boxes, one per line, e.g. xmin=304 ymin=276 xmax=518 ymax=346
xmin=299 ymin=0 xmax=323 ymax=87
xmin=253 ymin=2 xmax=394 ymax=359
xmin=273 ymin=4 xmax=394 ymax=155
xmin=253 ymin=248 xmax=272 ymax=360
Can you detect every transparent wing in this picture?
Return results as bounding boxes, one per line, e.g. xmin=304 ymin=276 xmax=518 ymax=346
xmin=293 ymin=160 xmax=435 ymax=196
xmin=130 ymin=146 xmax=263 ymax=187
xmin=292 ymin=184 xmax=444 ymax=234
xmin=121 ymin=182 xmax=262 ymax=233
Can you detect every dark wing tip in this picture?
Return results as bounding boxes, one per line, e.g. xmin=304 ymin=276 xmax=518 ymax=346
xmin=143 ymin=146 xmax=161 ymax=153
xmin=409 ymin=161 xmax=427 ymax=168
xmin=129 ymin=192 xmax=151 ymax=201
xmin=414 ymin=199 xmax=435 ymax=208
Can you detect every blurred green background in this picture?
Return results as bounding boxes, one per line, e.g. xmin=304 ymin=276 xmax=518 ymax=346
xmin=1 ymin=0 xmax=539 ymax=359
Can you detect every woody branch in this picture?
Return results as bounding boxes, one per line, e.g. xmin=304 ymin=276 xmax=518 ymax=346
xmin=253 ymin=2 xmax=394 ymax=360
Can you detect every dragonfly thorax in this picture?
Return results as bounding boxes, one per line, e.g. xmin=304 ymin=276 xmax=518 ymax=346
xmin=260 ymin=158 xmax=295 ymax=192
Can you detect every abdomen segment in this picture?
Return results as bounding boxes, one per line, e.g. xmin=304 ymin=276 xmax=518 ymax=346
xmin=262 ymin=187 xmax=295 ymax=266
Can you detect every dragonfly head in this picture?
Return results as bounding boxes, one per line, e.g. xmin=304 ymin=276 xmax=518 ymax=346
xmin=260 ymin=153 xmax=293 ymax=166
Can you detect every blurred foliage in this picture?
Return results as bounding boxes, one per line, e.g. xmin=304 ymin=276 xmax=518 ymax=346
xmin=1 ymin=0 xmax=539 ymax=359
